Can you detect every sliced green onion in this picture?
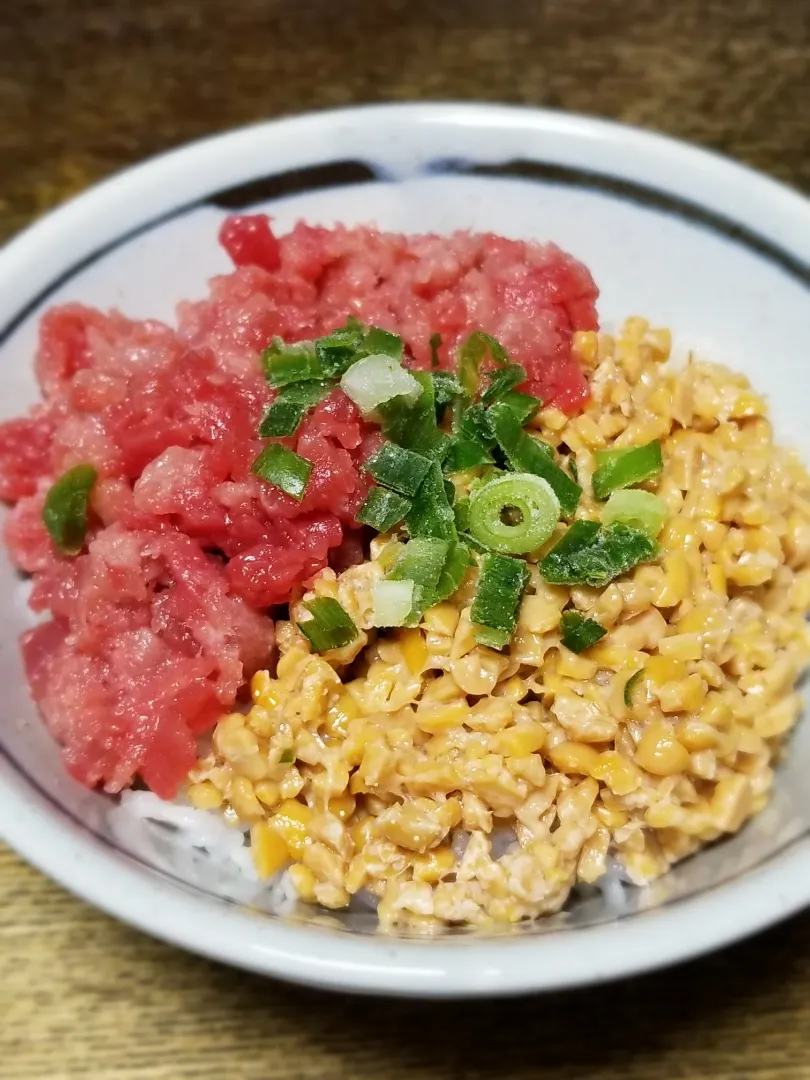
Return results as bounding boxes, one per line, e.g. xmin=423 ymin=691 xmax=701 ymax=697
xmin=454 ymin=496 xmax=471 ymax=533
xmin=442 ymin=436 xmax=493 ymax=474
xmin=380 ymin=371 xmax=446 ymax=457
xmin=467 ymin=473 xmax=560 ymax=555
xmin=540 ymin=520 xmax=658 ymax=588
xmin=297 ymin=597 xmax=358 ymax=652
xmin=340 ymin=353 xmax=420 ymax=414
xmin=261 ymin=338 xmax=323 ymax=387
xmin=497 ymin=389 xmax=542 ymax=425
xmin=567 ymin=456 xmax=579 ymax=483
xmin=429 ymin=332 xmax=442 ymax=369
xmin=624 ymin=669 xmax=644 ymax=707
xmin=456 ymin=331 xmax=509 ymax=402
xmin=279 ymin=748 xmax=295 ymax=764
xmin=601 ymin=489 xmax=668 ymax=539
xmin=471 ymin=553 xmax=529 ymax=649
xmin=252 ymin=444 xmax=312 ymax=501
xmin=314 ymin=318 xmax=367 ymax=378
xmin=559 ymin=610 xmax=607 ymax=653
xmin=481 ymin=363 xmax=527 ymax=405
xmin=258 ymin=380 xmax=332 ymax=438
xmin=362 ymin=326 xmax=403 ymax=360
xmin=42 ymin=463 xmax=97 ymax=556
xmin=432 ymin=371 xmax=463 ymax=409
xmin=487 ymin=403 xmax=581 ymax=517
xmin=405 ymin=460 xmax=458 ymax=542
xmin=389 ymin=536 xmax=450 ymax=620
xmin=371 ymin=579 xmax=415 ymax=627
xmin=592 ymin=439 xmax=664 ymax=500
xmin=363 ymin=442 xmax=432 ymax=497
xmin=315 ymin=319 xmax=404 ymax=378
xmin=434 ymin=541 xmax=473 ymax=603
xmin=459 ymin=403 xmax=496 ymax=447
xmin=475 ymin=626 xmax=512 ymax=650
xmin=356 ymin=487 xmax=412 ymax=532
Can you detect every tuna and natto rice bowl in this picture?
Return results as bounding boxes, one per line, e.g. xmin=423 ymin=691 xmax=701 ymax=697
xmin=3 ymin=213 xmax=809 ymax=932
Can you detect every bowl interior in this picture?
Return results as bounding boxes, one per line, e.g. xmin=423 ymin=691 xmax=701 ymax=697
xmin=1 ymin=105 xmax=809 ymax=956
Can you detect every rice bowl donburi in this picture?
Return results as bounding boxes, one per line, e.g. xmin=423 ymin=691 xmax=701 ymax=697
xmin=3 ymin=214 xmax=809 ymax=933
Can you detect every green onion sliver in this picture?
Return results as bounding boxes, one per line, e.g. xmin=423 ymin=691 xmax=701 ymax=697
xmin=601 ymin=489 xmax=669 ymax=539
xmin=388 ymin=536 xmax=450 ymax=620
xmin=252 ymin=444 xmax=312 ymax=501
xmin=405 ymin=460 xmax=458 ymax=542
xmin=468 ymin=473 xmax=560 ymax=555
xmin=371 ymin=579 xmax=415 ymax=628
xmin=456 ymin=331 xmax=509 ymax=401
xmin=443 ymin=436 xmax=493 ymax=474
xmin=363 ymin=442 xmax=432 ymax=497
xmin=297 ymin=597 xmax=358 ymax=652
xmin=497 ymin=389 xmax=542 ymax=426
xmin=592 ymin=439 xmax=663 ymax=500
xmin=42 ymin=463 xmax=98 ymax=556
xmin=559 ymin=610 xmax=607 ymax=653
xmin=481 ymin=363 xmax=527 ymax=405
xmin=471 ymin=552 xmax=529 ymax=649
xmin=258 ymin=380 xmax=332 ymax=438
xmin=356 ymin=487 xmax=412 ymax=532
xmin=488 ymin=403 xmax=581 ymax=517
xmin=540 ymin=520 xmax=658 ymax=588
xmin=624 ymin=669 xmax=644 ymax=707
xmin=340 ymin=353 xmax=420 ymax=415
xmin=434 ymin=541 xmax=473 ymax=603
xmin=432 ymin=371 xmax=462 ymax=409
xmin=380 ymin=371 xmax=447 ymax=457
xmin=261 ymin=339 xmax=323 ymax=387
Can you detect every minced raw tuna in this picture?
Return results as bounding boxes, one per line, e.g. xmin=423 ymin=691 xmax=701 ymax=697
xmin=0 ymin=216 xmax=598 ymax=798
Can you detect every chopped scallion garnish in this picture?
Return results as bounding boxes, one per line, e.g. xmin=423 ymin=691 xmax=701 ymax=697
xmin=624 ymin=669 xmax=644 ymax=707
xmin=456 ymin=331 xmax=509 ymax=402
xmin=559 ymin=610 xmax=607 ymax=653
xmin=405 ymin=460 xmax=458 ymax=541
xmin=467 ymin=473 xmax=560 ymax=555
xmin=297 ymin=597 xmax=358 ymax=652
xmin=363 ymin=442 xmax=433 ymax=497
xmin=459 ymin=403 xmax=496 ymax=447
xmin=480 ymin=363 xmax=527 ymax=405
xmin=540 ymin=520 xmax=658 ymax=588
xmin=434 ymin=541 xmax=473 ymax=602
xmin=340 ymin=353 xmax=420 ymax=415
xmin=471 ymin=552 xmax=529 ymax=649
xmin=356 ymin=487 xmax=412 ymax=532
xmin=497 ymin=389 xmax=542 ymax=426
xmin=601 ymin=489 xmax=668 ymax=539
xmin=442 ymin=436 xmax=493 ymax=474
xmin=371 ymin=579 xmax=415 ymax=627
xmin=42 ymin=463 xmax=98 ymax=556
xmin=252 ymin=443 xmax=312 ymax=501
xmin=388 ymin=536 xmax=451 ymax=619
xmin=432 ymin=371 xmax=463 ymax=410
xmin=314 ymin=318 xmax=368 ymax=378
xmin=592 ymin=439 xmax=663 ymax=500
xmin=380 ymin=371 xmax=447 ymax=457
xmin=261 ymin=339 xmax=323 ymax=386
xmin=488 ymin=403 xmax=581 ymax=517
xmin=258 ymin=380 xmax=331 ymax=438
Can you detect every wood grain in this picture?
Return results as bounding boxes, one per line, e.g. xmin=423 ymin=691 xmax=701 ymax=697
xmin=1 ymin=1 xmax=809 ymax=1077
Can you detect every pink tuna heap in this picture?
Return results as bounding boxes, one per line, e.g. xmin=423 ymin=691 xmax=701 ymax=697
xmin=0 ymin=215 xmax=598 ymax=798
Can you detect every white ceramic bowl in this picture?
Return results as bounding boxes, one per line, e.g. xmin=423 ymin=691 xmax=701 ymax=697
xmin=1 ymin=103 xmax=809 ymax=998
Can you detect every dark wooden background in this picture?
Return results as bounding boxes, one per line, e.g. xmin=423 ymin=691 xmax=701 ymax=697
xmin=1 ymin=1 xmax=809 ymax=1077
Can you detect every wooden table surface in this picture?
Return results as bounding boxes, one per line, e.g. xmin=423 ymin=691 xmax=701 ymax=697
xmin=1 ymin=1 xmax=809 ymax=1077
